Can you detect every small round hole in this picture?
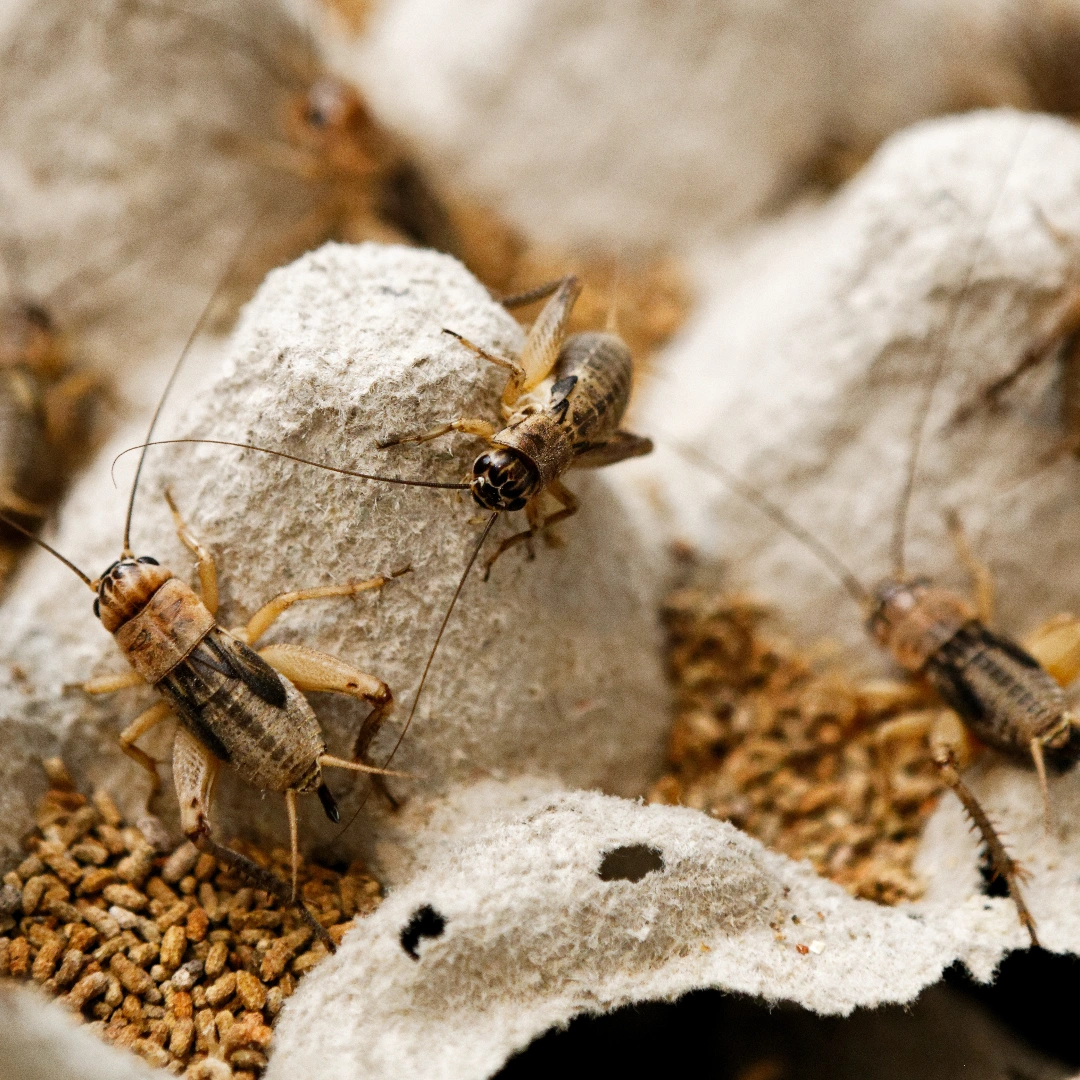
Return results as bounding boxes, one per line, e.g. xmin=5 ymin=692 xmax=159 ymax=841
xmin=597 ymin=844 xmax=664 ymax=883
xmin=400 ymin=904 xmax=446 ymax=959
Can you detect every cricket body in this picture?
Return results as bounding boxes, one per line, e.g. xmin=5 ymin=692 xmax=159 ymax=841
xmin=869 ymin=577 xmax=1080 ymax=780
xmin=77 ymin=488 xmax=406 ymax=945
xmin=0 ymin=299 xmax=97 ymax=570
xmin=382 ymin=275 xmax=653 ymax=574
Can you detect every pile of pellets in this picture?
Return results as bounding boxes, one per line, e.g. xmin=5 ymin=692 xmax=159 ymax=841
xmin=649 ymin=589 xmax=949 ymax=903
xmin=0 ymin=759 xmax=382 ymax=1077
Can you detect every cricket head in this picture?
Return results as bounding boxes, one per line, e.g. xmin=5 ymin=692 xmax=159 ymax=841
xmin=94 ymin=556 xmax=172 ymax=632
xmin=470 ymin=447 xmax=540 ymax=512
xmin=287 ymin=76 xmax=383 ymax=176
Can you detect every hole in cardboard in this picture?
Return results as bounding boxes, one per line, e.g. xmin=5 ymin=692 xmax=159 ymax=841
xmin=978 ymin=850 xmax=1010 ymax=898
xmin=400 ymin=904 xmax=446 ymax=959
xmin=597 ymin=844 xmax=664 ymax=883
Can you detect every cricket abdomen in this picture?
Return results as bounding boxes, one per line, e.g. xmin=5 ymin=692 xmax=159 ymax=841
xmin=493 ymin=331 xmax=634 ymax=487
xmin=925 ymin=622 xmax=1080 ymax=767
xmin=157 ymin=627 xmax=325 ymax=793
xmin=551 ymin=331 xmax=633 ymax=447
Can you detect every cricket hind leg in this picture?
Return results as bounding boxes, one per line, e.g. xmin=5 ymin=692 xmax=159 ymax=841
xmin=482 ymin=480 xmax=579 ymax=580
xmin=257 ymin=642 xmax=404 ymax=808
xmin=172 ymin=726 xmax=333 ymax=949
xmin=934 ymin=747 xmax=1039 ymax=947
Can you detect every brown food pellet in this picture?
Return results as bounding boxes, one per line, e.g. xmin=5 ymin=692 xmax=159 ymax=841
xmin=203 ymin=940 xmax=228 ymax=980
xmin=7 ymin=768 xmax=383 ymax=1076
xmin=169 ymin=1017 xmax=195 ymax=1057
xmin=650 ymin=591 xmax=945 ymax=903
xmin=8 ymin=936 xmax=30 ymax=976
xmin=110 ymin=952 xmax=155 ymax=997
xmin=235 ymin=969 xmax=266 ymax=1012
xmin=53 ymin=948 xmax=87 ymax=989
xmin=160 ymin=924 xmax=187 ymax=970
xmin=102 ymin=883 xmax=148 ymax=912
xmin=32 ymin=937 xmax=64 ymax=982
xmin=186 ymin=906 xmax=209 ymax=943
xmin=204 ymin=971 xmax=236 ymax=1008
xmin=67 ymin=970 xmax=109 ymax=1008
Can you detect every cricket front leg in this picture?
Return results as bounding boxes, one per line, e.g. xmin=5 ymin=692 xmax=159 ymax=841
xmin=376 ymin=416 xmax=496 ymax=449
xmin=239 ymin=572 xmax=402 ymax=647
xmin=172 ymin=727 xmax=333 ymax=949
xmin=164 ymin=489 xmax=218 ymax=615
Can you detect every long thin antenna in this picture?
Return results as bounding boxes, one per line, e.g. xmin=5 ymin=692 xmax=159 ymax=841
xmin=332 ymin=511 xmax=498 ymax=843
xmin=112 ymin=438 xmax=471 ymax=491
xmin=891 ymin=122 xmax=1033 ymax=578
xmin=122 ymin=227 xmax=254 ymax=555
xmin=0 ymin=512 xmax=94 ymax=587
xmin=669 ymin=441 xmax=869 ymax=607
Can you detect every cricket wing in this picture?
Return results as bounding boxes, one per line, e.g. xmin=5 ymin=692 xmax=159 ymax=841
xmin=571 ymin=430 xmax=653 ymax=469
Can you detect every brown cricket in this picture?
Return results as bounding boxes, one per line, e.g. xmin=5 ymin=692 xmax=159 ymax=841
xmin=129 ymin=274 xmax=654 ymax=581
xmin=0 ymin=247 xmax=104 ymax=581
xmin=672 ymin=158 xmax=1080 ymax=945
xmin=1 ymin=278 xmax=423 ymax=947
xmin=378 ymin=274 xmax=654 ymax=574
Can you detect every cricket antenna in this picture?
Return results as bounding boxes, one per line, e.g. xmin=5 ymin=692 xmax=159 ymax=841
xmin=122 ymin=227 xmax=254 ymax=556
xmin=332 ymin=511 xmax=499 ymax=842
xmin=0 ymin=512 xmax=94 ymax=588
xmin=669 ymin=440 xmax=870 ymax=608
xmin=891 ymin=121 xmax=1033 ymax=580
xmin=111 ymin=438 xmax=472 ymax=492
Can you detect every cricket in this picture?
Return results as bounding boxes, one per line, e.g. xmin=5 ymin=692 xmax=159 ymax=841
xmin=0 ymin=241 xmax=105 ymax=581
xmin=121 ymin=272 xmax=654 ymax=580
xmin=0 ymin=281 xmax=423 ymax=947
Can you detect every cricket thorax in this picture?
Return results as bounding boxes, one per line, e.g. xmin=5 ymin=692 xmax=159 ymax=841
xmin=470 ymin=446 xmax=541 ymax=511
xmin=867 ymin=579 xmax=974 ymax=673
xmin=95 ymin=557 xmax=174 ymax=632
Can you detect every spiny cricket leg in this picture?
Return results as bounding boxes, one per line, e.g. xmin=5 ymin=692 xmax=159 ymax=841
xmin=164 ymin=489 xmax=218 ymax=615
xmin=239 ymin=574 xmax=397 ymax=647
xmin=119 ymin=700 xmax=174 ymax=793
xmin=377 ymin=416 xmax=496 ymax=449
xmin=257 ymin=643 xmax=394 ymax=740
xmin=172 ymin=726 xmax=333 ymax=950
xmin=945 ymin=509 xmax=993 ymax=624
xmin=935 ymin=748 xmax=1038 ymax=947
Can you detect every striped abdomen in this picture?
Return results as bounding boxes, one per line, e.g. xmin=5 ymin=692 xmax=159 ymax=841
xmin=549 ymin=331 xmax=633 ymax=449
xmin=157 ymin=627 xmax=325 ymax=794
xmin=925 ymin=622 xmax=1080 ymax=769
